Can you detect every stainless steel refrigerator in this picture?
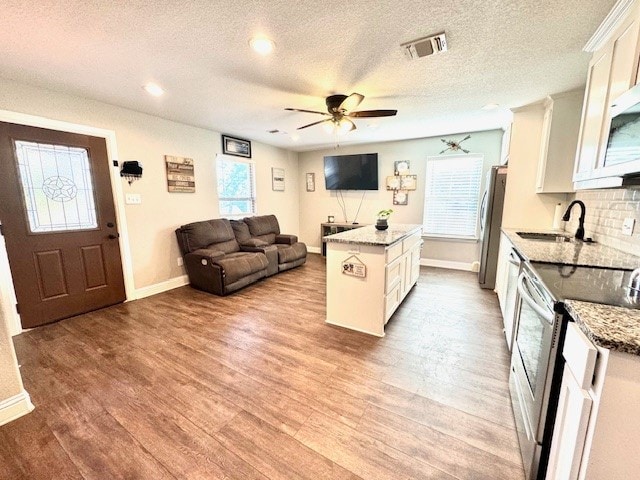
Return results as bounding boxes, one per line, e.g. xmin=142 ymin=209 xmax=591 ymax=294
xmin=478 ymin=165 xmax=507 ymax=289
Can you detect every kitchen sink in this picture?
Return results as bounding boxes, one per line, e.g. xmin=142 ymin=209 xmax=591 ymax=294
xmin=516 ymin=232 xmax=573 ymax=242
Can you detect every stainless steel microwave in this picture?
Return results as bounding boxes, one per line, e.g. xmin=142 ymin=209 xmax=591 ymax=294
xmin=603 ymin=84 xmax=640 ymax=172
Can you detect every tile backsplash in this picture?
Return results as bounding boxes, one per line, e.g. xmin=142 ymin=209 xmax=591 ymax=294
xmin=566 ymin=188 xmax=640 ymax=256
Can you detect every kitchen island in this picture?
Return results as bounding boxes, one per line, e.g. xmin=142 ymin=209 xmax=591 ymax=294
xmin=324 ymin=224 xmax=422 ymax=336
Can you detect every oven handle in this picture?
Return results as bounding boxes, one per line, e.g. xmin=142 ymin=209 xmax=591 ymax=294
xmin=517 ymin=272 xmax=554 ymax=324
xmin=508 ymin=249 xmax=521 ymax=266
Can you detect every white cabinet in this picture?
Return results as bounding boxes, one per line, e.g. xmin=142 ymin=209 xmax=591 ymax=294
xmin=573 ymin=4 xmax=640 ymax=188
xmin=547 ymin=321 xmax=640 ymax=479
xmin=496 ymin=232 xmax=521 ymax=351
xmin=547 ymin=323 xmax=597 ymax=480
xmin=535 ymin=90 xmax=584 ymax=193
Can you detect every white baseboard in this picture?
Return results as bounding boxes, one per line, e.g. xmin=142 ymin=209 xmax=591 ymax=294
xmin=135 ymin=274 xmax=189 ymax=300
xmin=0 ymin=390 xmax=34 ymax=426
xmin=420 ymin=258 xmax=475 ymax=272
xmin=307 ymin=246 xmax=322 ymax=254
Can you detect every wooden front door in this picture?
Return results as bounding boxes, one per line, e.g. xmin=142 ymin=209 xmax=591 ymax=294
xmin=0 ymin=122 xmax=125 ymax=328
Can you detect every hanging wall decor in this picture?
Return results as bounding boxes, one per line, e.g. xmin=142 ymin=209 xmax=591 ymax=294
xmin=439 ymin=134 xmax=471 ymax=154
xmin=165 ymin=155 xmax=195 ymax=193
xmin=387 ymin=161 xmax=415 ymax=205
xmin=272 ymin=167 xmax=285 ymax=191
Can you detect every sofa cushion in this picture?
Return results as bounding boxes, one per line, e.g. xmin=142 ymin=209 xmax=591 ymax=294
xmin=275 ymin=242 xmax=307 ymax=264
xmin=177 ymin=219 xmax=239 ymax=254
xmin=242 ymin=238 xmax=269 ymax=247
xmin=245 ymin=215 xmax=280 ymax=236
xmin=215 ymin=252 xmax=269 ymax=284
xmin=230 ymin=220 xmax=252 ymax=244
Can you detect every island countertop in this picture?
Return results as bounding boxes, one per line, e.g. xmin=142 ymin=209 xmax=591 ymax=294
xmin=323 ymin=224 xmax=422 ymax=247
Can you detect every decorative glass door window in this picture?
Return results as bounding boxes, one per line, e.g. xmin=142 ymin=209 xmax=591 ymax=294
xmin=14 ymin=141 xmax=98 ymax=233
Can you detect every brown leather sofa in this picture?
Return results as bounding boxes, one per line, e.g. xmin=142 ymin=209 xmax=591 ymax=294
xmin=175 ymin=218 xmax=269 ymax=295
xmin=175 ymin=215 xmax=307 ymax=295
xmin=232 ymin=215 xmax=307 ymax=274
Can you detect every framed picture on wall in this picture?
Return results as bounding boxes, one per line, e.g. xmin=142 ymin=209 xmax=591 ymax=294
xmin=272 ymin=167 xmax=285 ymax=191
xmin=306 ymin=173 xmax=315 ymax=192
xmin=222 ymin=134 xmax=252 ymax=158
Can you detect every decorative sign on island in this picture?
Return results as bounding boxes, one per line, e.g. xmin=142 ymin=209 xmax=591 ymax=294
xmin=342 ymin=254 xmax=367 ymax=278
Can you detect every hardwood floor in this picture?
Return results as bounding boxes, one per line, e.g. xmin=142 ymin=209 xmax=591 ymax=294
xmin=1 ymin=254 xmax=525 ymax=479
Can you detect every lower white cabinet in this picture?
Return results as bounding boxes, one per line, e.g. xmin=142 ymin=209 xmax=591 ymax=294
xmin=496 ymin=232 xmax=521 ymax=351
xmin=547 ymin=321 xmax=640 ymax=479
xmin=546 ymin=365 xmax=593 ymax=480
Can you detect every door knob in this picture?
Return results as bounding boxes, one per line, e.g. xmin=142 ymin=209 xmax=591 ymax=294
xmin=108 ymin=233 xmax=120 ymax=239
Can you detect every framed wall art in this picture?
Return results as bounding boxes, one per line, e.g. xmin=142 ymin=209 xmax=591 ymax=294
xmin=165 ymin=155 xmax=195 ymax=193
xmin=306 ymin=172 xmax=315 ymax=192
xmin=272 ymin=167 xmax=285 ymax=191
xmin=222 ymin=134 xmax=252 ymax=158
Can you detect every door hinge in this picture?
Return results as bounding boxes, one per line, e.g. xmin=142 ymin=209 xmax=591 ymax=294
xmin=15 ymin=303 xmax=19 ymax=314
xmin=0 ymin=224 xmax=4 ymax=236
xmin=113 ymin=160 xmax=119 ymax=167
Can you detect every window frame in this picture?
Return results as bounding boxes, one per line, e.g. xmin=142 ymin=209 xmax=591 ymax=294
xmin=422 ymin=154 xmax=484 ymax=241
xmin=215 ymin=153 xmax=257 ymax=218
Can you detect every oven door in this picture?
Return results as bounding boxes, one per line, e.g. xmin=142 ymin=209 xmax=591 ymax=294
xmin=510 ymin=268 xmax=558 ymax=479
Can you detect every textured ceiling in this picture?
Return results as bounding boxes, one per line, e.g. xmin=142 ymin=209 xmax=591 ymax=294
xmin=0 ymin=0 xmax=617 ymax=151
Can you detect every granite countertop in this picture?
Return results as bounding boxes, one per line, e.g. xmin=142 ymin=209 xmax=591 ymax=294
xmin=502 ymin=228 xmax=640 ymax=270
xmin=564 ymin=300 xmax=640 ymax=356
xmin=323 ymin=224 xmax=422 ymax=246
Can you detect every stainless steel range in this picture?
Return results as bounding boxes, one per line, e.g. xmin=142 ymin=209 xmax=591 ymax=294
xmin=509 ymin=263 xmax=566 ymax=480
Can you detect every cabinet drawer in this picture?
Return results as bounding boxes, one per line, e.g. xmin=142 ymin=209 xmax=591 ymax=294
xmin=402 ymin=232 xmax=421 ymax=253
xmin=385 ymin=257 xmax=403 ymax=293
xmin=386 ymin=241 xmax=403 ymax=262
xmin=384 ymin=282 xmax=402 ymax=323
xmin=563 ymin=322 xmax=598 ymax=390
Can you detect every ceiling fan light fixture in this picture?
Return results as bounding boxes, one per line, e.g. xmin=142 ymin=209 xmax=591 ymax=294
xmin=337 ymin=118 xmax=354 ymax=135
xmin=249 ymin=37 xmax=275 ymax=55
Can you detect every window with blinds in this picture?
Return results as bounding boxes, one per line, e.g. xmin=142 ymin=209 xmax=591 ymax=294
xmin=423 ymin=154 xmax=484 ymax=239
xmin=216 ymin=154 xmax=257 ymax=216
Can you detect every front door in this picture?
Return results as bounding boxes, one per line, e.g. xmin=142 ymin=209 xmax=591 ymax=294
xmin=0 ymin=122 xmax=125 ymax=328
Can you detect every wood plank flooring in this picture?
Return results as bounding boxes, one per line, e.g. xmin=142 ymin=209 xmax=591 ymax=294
xmin=1 ymin=254 xmax=525 ymax=479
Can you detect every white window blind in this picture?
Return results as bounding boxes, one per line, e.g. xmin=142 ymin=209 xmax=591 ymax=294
xmin=216 ymin=154 xmax=256 ymax=216
xmin=423 ymin=154 xmax=484 ymax=239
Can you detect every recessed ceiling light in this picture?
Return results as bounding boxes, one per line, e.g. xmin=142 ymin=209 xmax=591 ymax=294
xmin=290 ymin=134 xmax=300 ymax=142
xmin=249 ymin=37 xmax=275 ymax=55
xmin=143 ymin=83 xmax=165 ymax=97
xmin=481 ymin=103 xmax=500 ymax=110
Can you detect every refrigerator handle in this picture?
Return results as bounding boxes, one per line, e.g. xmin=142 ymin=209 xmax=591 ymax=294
xmin=480 ymin=189 xmax=488 ymax=233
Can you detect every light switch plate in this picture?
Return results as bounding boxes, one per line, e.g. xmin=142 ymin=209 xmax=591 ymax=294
xmin=125 ymin=193 xmax=142 ymax=205
xmin=177 ymin=257 xmax=183 ymax=267
xmin=622 ymin=217 xmax=635 ymax=236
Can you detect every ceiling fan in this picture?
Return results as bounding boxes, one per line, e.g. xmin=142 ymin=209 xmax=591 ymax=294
xmin=285 ymin=93 xmax=397 ymax=133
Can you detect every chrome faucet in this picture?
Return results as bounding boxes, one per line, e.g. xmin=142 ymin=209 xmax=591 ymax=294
xmin=562 ymin=200 xmax=586 ymax=241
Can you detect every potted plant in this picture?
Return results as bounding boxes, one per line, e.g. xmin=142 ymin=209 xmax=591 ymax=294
xmin=375 ymin=209 xmax=393 ymax=231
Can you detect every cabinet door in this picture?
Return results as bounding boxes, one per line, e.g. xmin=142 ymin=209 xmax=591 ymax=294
xmin=574 ymin=49 xmax=614 ymax=181
xmin=546 ymin=365 xmax=593 ymax=480
xmin=495 ymin=233 xmax=511 ymax=315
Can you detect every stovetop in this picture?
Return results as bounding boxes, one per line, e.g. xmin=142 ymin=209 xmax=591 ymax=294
xmin=531 ymin=262 xmax=640 ymax=310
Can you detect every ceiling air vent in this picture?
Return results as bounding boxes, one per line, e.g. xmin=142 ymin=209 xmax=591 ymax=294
xmin=401 ymin=32 xmax=447 ymax=60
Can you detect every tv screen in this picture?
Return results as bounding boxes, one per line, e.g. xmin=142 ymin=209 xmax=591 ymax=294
xmin=323 ymin=153 xmax=379 ymax=190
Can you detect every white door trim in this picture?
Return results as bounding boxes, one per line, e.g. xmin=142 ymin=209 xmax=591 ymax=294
xmin=0 ymin=109 xmax=135 ymax=336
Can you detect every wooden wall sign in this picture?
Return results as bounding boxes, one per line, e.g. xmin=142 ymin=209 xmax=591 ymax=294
xmin=165 ymin=155 xmax=195 ymax=193
xmin=342 ymin=255 xmax=366 ymax=278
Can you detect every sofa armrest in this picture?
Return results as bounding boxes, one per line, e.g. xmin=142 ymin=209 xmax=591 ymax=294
xmin=240 ymin=244 xmax=278 ymax=276
xmin=240 ymin=238 xmax=270 ymax=248
xmin=183 ymin=249 xmax=225 ymax=294
xmin=275 ymin=234 xmax=298 ymax=245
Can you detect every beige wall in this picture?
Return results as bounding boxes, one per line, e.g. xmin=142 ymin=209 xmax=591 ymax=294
xmin=297 ymin=130 xmax=504 ymax=267
xmin=502 ymin=103 xmax=568 ymax=230
xmin=0 ymin=78 xmax=299 ymax=290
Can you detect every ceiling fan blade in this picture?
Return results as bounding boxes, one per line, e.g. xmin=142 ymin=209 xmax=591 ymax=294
xmin=285 ymin=108 xmax=330 ymax=116
xmin=343 ymin=118 xmax=356 ymax=132
xmin=297 ymin=118 xmax=332 ymax=130
xmin=348 ymin=109 xmax=398 ymax=118
xmin=338 ymin=93 xmax=364 ymax=112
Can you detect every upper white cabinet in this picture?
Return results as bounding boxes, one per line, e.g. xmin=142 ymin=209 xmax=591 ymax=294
xmin=573 ymin=1 xmax=640 ymax=188
xmin=536 ymin=90 xmax=584 ymax=193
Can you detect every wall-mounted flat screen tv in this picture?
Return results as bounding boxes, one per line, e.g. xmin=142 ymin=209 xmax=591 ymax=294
xmin=323 ymin=153 xmax=379 ymax=190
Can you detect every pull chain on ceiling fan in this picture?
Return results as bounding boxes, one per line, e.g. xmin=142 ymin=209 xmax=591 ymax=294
xmin=285 ymin=93 xmax=397 ymax=133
